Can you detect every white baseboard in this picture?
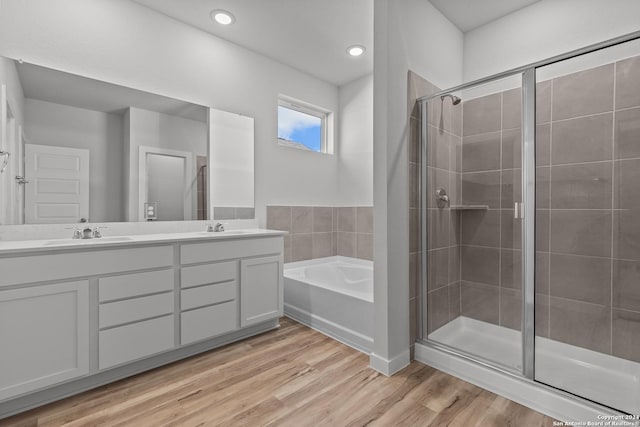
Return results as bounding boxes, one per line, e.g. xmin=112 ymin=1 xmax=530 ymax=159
xmin=414 ymin=342 xmax=623 ymax=423
xmin=369 ymin=349 xmax=410 ymax=376
xmin=284 ymin=304 xmax=373 ymax=354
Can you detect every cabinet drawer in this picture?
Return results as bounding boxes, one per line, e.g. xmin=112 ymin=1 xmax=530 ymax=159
xmin=181 ymin=281 xmax=236 ymax=311
xmin=0 ymin=246 xmax=174 ymax=287
xmin=99 ymin=315 xmax=174 ymax=370
xmin=99 ymin=269 xmax=174 ymax=302
xmin=180 ymin=237 xmax=282 ymax=264
xmin=181 ymin=261 xmax=236 ymax=289
xmin=99 ymin=292 xmax=174 ymax=329
xmin=180 ymin=301 xmax=237 ymax=345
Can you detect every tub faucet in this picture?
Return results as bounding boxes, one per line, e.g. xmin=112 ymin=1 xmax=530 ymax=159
xmin=207 ymin=222 xmax=225 ymax=232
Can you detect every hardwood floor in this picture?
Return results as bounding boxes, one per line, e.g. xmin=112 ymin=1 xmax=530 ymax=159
xmin=2 ymin=318 xmax=556 ymax=426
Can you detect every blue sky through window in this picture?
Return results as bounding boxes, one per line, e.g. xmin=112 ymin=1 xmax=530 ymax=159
xmin=278 ymin=105 xmax=322 ymax=151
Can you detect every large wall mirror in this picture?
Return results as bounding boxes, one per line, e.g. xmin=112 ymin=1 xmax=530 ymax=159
xmin=0 ymin=57 xmax=254 ymax=225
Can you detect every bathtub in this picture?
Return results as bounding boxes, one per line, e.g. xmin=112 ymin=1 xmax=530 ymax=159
xmin=284 ymin=256 xmax=373 ymax=354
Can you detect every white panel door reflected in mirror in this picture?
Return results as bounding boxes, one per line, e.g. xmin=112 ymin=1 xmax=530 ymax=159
xmin=24 ymin=144 xmax=89 ymax=224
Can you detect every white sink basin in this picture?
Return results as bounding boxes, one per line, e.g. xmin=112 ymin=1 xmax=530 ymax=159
xmin=44 ymin=236 xmax=134 ymax=246
xmin=199 ymin=230 xmax=255 ymax=236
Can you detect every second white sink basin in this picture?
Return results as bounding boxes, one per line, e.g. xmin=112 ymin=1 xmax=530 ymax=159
xmin=44 ymin=236 xmax=134 ymax=246
xmin=199 ymin=230 xmax=255 ymax=236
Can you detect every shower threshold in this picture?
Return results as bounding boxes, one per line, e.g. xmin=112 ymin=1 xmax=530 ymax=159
xmin=429 ymin=317 xmax=640 ymax=414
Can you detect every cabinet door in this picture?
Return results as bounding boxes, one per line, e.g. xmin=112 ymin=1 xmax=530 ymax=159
xmin=0 ymin=281 xmax=89 ymax=400
xmin=240 ymin=256 xmax=283 ymax=327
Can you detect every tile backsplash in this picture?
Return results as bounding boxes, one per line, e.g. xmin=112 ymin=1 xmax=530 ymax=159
xmin=266 ymin=205 xmax=373 ymax=263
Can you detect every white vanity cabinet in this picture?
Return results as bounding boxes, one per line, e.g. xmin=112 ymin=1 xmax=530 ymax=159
xmin=0 ymin=281 xmax=90 ymax=401
xmin=178 ymin=237 xmax=283 ymax=345
xmin=0 ymin=232 xmax=284 ymax=417
xmin=0 ymin=245 xmax=176 ymax=389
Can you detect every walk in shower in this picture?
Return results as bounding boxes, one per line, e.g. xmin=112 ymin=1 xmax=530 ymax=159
xmin=418 ymin=33 xmax=640 ymax=415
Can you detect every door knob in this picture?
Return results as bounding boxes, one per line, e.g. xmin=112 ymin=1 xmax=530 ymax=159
xmin=15 ymin=175 xmax=29 ymax=184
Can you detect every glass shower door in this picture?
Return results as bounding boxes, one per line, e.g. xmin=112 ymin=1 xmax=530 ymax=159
xmin=423 ymin=74 xmax=525 ymax=374
xmin=533 ymin=38 xmax=640 ymax=414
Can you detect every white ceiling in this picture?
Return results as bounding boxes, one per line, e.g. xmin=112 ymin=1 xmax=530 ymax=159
xmin=429 ymin=0 xmax=542 ymax=32
xmin=128 ymin=0 xmax=542 ymax=86
xmin=17 ymin=62 xmax=207 ymax=122
xmin=132 ymin=0 xmax=373 ymax=86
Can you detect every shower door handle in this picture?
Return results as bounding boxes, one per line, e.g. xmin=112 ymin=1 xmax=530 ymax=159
xmin=514 ymin=202 xmax=524 ymax=219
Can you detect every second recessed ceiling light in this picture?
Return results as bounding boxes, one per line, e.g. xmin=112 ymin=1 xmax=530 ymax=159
xmin=347 ymin=45 xmax=365 ymax=57
xmin=211 ymin=9 xmax=235 ymax=25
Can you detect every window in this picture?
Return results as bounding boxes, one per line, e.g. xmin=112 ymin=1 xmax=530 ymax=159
xmin=277 ymin=97 xmax=331 ymax=153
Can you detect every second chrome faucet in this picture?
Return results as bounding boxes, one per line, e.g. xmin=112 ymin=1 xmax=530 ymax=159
xmin=206 ymin=222 xmax=225 ymax=232
xmin=69 ymin=226 xmax=107 ymax=239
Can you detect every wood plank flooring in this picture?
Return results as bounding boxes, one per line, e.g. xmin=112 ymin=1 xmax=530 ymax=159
xmin=1 ymin=318 xmax=556 ymax=426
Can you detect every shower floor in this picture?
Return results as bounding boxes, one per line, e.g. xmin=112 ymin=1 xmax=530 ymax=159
xmin=429 ymin=317 xmax=640 ymax=414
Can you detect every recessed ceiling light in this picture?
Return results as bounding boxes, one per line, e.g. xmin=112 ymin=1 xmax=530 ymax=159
xmin=347 ymin=45 xmax=365 ymax=57
xmin=211 ymin=9 xmax=235 ymax=25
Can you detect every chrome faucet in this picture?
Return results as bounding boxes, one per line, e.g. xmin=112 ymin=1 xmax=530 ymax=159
xmin=92 ymin=226 xmax=107 ymax=238
xmin=82 ymin=227 xmax=93 ymax=239
xmin=207 ymin=222 xmax=225 ymax=232
xmin=66 ymin=227 xmax=82 ymax=239
xmin=67 ymin=225 xmax=106 ymax=239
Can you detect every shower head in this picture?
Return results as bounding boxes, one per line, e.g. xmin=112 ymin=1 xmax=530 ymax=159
xmin=441 ymin=94 xmax=461 ymax=105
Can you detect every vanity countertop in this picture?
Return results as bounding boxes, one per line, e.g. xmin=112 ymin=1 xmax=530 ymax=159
xmin=0 ymin=229 xmax=287 ymax=255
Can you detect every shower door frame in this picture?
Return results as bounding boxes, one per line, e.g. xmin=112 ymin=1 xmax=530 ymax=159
xmin=416 ymin=29 xmax=640 ymax=394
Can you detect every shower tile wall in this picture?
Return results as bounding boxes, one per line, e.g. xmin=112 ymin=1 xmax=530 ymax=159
xmin=408 ymin=71 xmax=463 ymax=341
xmin=538 ymin=55 xmax=640 ymax=362
xmin=457 ymin=87 xmax=525 ymax=333
xmin=266 ymin=205 xmax=373 ymax=263
xmin=449 ymin=55 xmax=640 ymax=363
